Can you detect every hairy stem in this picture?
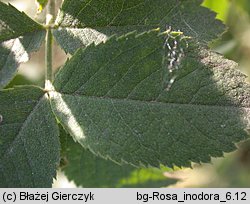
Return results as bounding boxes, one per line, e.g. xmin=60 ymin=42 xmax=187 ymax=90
xmin=45 ymin=28 xmax=53 ymax=86
xmin=45 ymin=0 xmax=55 ymax=89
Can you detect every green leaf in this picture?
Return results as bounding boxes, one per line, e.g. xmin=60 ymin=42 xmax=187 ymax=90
xmin=0 ymin=31 xmax=45 ymax=89
xmin=0 ymin=2 xmax=45 ymax=89
xmin=0 ymin=86 xmax=60 ymax=187
xmin=0 ymin=2 xmax=44 ymax=42
xmin=50 ymin=30 xmax=250 ymax=168
xmin=5 ymin=75 xmax=34 ymax=89
xmin=60 ymin=126 xmax=177 ymax=187
xmin=53 ymin=0 xmax=224 ymax=54
xmin=202 ymin=0 xmax=230 ymax=22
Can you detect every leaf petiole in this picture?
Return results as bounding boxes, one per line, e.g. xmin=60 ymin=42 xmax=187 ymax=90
xmin=45 ymin=0 xmax=55 ymax=89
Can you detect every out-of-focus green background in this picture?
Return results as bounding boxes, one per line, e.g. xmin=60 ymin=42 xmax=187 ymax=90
xmin=3 ymin=0 xmax=250 ymax=187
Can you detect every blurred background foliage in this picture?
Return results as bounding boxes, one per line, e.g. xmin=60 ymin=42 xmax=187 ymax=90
xmin=203 ymin=0 xmax=250 ymax=77
xmin=3 ymin=0 xmax=250 ymax=187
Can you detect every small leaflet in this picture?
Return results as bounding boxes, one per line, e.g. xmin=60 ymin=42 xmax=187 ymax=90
xmin=163 ymin=27 xmax=189 ymax=91
xmin=36 ymin=0 xmax=48 ymax=13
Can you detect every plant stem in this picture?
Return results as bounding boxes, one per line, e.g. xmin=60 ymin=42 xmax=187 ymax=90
xmin=47 ymin=0 xmax=55 ymax=20
xmin=45 ymin=28 xmax=53 ymax=86
xmin=45 ymin=0 xmax=55 ymax=89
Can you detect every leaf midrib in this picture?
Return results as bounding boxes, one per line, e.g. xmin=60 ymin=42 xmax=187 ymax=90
xmin=57 ymin=24 xmax=159 ymax=31
xmin=55 ymin=91 xmax=250 ymax=109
